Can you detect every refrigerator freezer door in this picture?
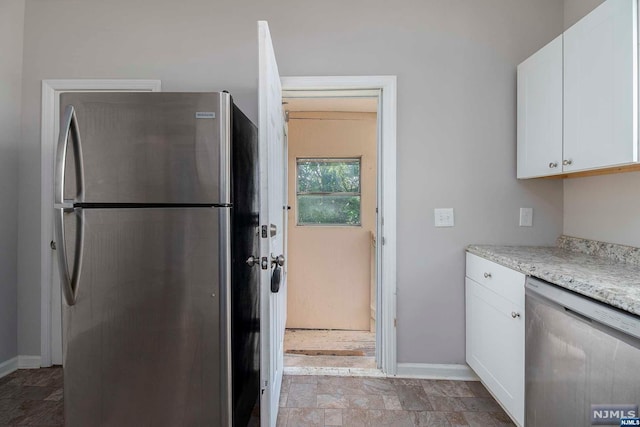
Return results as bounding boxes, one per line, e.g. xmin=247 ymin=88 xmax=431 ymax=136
xmin=59 ymin=92 xmax=231 ymax=205
xmin=61 ymin=207 xmax=230 ymax=427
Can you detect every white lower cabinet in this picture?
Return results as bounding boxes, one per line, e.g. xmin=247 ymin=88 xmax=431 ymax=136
xmin=465 ymin=253 xmax=525 ymax=426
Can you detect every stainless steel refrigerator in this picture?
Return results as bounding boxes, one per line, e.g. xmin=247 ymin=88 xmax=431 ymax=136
xmin=53 ymin=92 xmax=260 ymax=427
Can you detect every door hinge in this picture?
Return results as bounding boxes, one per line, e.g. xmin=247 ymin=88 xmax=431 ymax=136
xmin=394 ymin=318 xmax=397 ymax=327
xmin=285 ymin=111 xmax=290 ymax=122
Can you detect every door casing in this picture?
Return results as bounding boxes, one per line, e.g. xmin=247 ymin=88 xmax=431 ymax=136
xmin=281 ymin=76 xmax=397 ymax=375
xmin=40 ymin=79 xmax=162 ymax=367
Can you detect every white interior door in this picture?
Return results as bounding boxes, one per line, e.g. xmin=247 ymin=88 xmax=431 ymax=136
xmin=258 ymin=21 xmax=286 ymax=427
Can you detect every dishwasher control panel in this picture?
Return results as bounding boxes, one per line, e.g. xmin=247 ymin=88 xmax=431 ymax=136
xmin=526 ymin=277 xmax=640 ymax=340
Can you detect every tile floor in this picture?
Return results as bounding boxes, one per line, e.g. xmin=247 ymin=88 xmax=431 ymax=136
xmin=0 ymin=368 xmax=514 ymax=426
xmin=277 ymin=375 xmax=515 ymax=427
xmin=0 ymin=368 xmax=63 ymax=426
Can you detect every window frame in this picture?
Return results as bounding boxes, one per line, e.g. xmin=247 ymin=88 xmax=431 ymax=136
xmin=295 ymin=157 xmax=363 ymax=227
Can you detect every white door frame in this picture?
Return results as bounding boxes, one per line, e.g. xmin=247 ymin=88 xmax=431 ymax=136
xmin=281 ymin=76 xmax=397 ymax=375
xmin=40 ymin=79 xmax=162 ymax=367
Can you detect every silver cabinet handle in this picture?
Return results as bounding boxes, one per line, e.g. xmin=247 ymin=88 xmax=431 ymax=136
xmin=54 ymin=207 xmax=84 ymax=306
xmin=55 ymin=105 xmax=84 ymax=205
xmin=548 ymin=162 xmax=558 ymax=168
xmin=484 ymin=272 xmax=492 ymax=278
xmin=563 ymin=159 xmax=572 ymax=166
xmin=511 ymin=312 xmax=521 ymax=318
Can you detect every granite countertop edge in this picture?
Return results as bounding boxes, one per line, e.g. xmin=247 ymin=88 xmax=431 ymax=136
xmin=466 ymin=244 xmax=640 ymax=317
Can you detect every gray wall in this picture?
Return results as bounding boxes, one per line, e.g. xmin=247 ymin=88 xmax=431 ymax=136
xmin=0 ymin=0 xmax=24 ymax=364
xmin=562 ymin=0 xmax=640 ymax=247
xmin=18 ymin=0 xmax=565 ymax=363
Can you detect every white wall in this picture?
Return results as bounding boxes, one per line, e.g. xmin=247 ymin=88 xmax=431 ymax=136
xmin=561 ymin=0 xmax=640 ymax=247
xmin=0 ymin=0 xmax=24 ymax=364
xmin=18 ymin=0 xmax=564 ymax=364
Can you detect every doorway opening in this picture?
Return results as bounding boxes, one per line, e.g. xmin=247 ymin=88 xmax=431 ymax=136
xmin=282 ymin=91 xmax=380 ymax=373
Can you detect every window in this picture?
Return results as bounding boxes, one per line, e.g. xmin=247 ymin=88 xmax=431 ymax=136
xmin=296 ymin=158 xmax=361 ymax=226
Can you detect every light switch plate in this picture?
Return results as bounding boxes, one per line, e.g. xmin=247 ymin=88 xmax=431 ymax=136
xmin=519 ymin=207 xmax=533 ymax=227
xmin=434 ymin=208 xmax=454 ymax=227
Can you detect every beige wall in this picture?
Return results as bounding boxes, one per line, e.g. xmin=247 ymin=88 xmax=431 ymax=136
xmin=18 ymin=0 xmax=564 ymax=363
xmin=286 ymin=112 xmax=377 ymax=331
xmin=0 ymin=0 xmax=24 ymax=364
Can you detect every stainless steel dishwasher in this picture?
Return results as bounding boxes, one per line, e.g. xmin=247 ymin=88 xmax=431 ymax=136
xmin=525 ymin=277 xmax=640 ymax=426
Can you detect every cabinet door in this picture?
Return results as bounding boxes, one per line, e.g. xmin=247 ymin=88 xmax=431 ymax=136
xmin=466 ymin=278 xmax=524 ymax=426
xmin=563 ymin=0 xmax=638 ymax=172
xmin=517 ymin=35 xmax=563 ymax=178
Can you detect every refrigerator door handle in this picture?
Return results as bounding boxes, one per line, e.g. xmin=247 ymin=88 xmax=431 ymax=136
xmin=55 ymin=207 xmax=85 ymax=306
xmin=55 ymin=105 xmax=84 ymax=206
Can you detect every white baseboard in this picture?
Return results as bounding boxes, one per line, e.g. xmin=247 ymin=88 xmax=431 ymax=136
xmin=395 ymin=363 xmax=479 ymax=381
xmin=18 ymin=355 xmax=42 ymax=369
xmin=0 ymin=357 xmax=19 ymax=379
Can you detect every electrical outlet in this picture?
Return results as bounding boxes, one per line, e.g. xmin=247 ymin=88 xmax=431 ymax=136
xmin=519 ymin=208 xmax=533 ymax=227
xmin=434 ymin=208 xmax=454 ymax=227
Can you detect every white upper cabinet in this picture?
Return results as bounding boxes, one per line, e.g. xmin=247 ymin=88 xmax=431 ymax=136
xmin=517 ymin=0 xmax=639 ymax=178
xmin=517 ymin=35 xmax=563 ymax=178
xmin=563 ymin=0 xmax=638 ymax=172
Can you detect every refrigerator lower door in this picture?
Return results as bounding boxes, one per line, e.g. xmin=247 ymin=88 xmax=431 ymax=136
xmin=61 ymin=207 xmax=231 ymax=427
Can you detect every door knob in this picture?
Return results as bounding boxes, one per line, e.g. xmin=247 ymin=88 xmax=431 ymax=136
xmin=246 ymin=256 xmax=259 ymax=267
xmin=271 ymin=254 xmax=285 ymax=267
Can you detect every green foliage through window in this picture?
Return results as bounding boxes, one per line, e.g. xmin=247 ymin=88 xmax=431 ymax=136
xmin=297 ymin=159 xmax=361 ymax=226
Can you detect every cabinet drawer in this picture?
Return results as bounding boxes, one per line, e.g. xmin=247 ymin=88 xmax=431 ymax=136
xmin=466 ymin=253 xmax=525 ymax=307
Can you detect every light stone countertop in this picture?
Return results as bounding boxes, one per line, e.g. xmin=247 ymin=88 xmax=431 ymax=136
xmin=466 ymin=243 xmax=640 ymax=316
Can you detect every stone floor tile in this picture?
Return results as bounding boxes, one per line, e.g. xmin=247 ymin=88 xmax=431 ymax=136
xmin=277 ymin=407 xmax=290 ymax=427
xmin=460 ymin=397 xmax=502 ymax=412
xmin=324 ymin=408 xmax=342 ymax=426
xmin=367 ymin=409 xmax=416 ymax=427
xmin=389 ymin=377 xmax=422 ymax=386
xmin=382 ymin=394 xmax=403 ymax=410
xmin=415 ymin=410 xmax=453 ymax=427
xmin=361 ymin=378 xmax=397 ymax=395
xmin=12 ymin=386 xmax=57 ymax=402
xmin=286 ymin=382 xmax=318 ymax=408
xmin=342 ymin=408 xmax=368 ymax=427
xmin=279 ymin=392 xmax=288 ymax=407
xmin=317 ymin=394 xmax=349 ymax=409
xmin=346 ymin=394 xmax=385 ymax=409
xmin=428 ymin=396 xmax=467 ymax=412
xmin=446 ymin=411 xmax=471 ymax=427
xmin=44 ymin=388 xmax=63 ymax=402
xmin=281 ymin=376 xmax=291 ymax=393
xmin=10 ymin=400 xmax=64 ymax=426
xmin=462 ymin=411 xmax=515 ymax=426
xmin=422 ymin=380 xmax=475 ymax=397
xmin=288 ymin=375 xmax=319 ymax=384
xmin=464 ymin=381 xmax=491 ymax=398
xmin=286 ymin=408 xmax=324 ymax=426
xmin=317 ymin=377 xmax=367 ymax=396
xmin=394 ymin=384 xmax=433 ymax=411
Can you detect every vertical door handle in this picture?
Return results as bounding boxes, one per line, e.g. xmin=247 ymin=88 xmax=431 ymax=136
xmin=55 ymin=105 xmax=85 ymax=206
xmin=54 ymin=208 xmax=85 ymax=306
